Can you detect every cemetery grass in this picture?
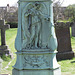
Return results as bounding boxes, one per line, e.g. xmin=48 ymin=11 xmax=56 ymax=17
xmin=0 ymin=28 xmax=17 ymax=75
xmin=0 ymin=28 xmax=75 ymax=75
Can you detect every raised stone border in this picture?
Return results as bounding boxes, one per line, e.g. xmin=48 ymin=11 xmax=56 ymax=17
xmin=0 ymin=74 xmax=10 ymax=75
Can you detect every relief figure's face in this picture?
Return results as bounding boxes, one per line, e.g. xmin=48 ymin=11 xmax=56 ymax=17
xmin=33 ymin=2 xmax=40 ymax=10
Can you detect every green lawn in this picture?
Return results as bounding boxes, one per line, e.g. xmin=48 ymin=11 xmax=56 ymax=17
xmin=0 ymin=28 xmax=17 ymax=75
xmin=0 ymin=28 xmax=75 ymax=75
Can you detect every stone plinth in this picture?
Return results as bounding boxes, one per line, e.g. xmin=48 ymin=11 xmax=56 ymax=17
xmin=55 ymin=22 xmax=74 ymax=60
xmin=0 ymin=45 xmax=11 ymax=56
xmin=0 ymin=20 xmax=12 ymax=58
xmin=12 ymin=49 xmax=61 ymax=75
xmin=72 ymin=22 xmax=75 ymax=37
xmin=13 ymin=68 xmax=61 ymax=75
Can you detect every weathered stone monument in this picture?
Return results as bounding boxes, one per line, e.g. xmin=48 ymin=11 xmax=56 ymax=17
xmin=55 ymin=22 xmax=74 ymax=60
xmin=0 ymin=20 xmax=11 ymax=56
xmin=12 ymin=0 xmax=61 ymax=75
xmin=71 ymin=22 xmax=75 ymax=37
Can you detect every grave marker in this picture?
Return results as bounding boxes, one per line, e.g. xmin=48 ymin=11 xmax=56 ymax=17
xmin=55 ymin=22 xmax=74 ymax=60
xmin=0 ymin=20 xmax=9 ymax=45
xmin=12 ymin=0 xmax=61 ymax=75
xmin=0 ymin=20 xmax=12 ymax=57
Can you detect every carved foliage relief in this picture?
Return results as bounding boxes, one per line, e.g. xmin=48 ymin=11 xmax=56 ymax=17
xmin=23 ymin=55 xmax=50 ymax=69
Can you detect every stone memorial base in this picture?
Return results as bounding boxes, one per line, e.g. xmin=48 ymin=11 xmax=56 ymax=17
xmin=0 ymin=45 xmax=12 ymax=58
xmin=12 ymin=49 xmax=61 ymax=75
xmin=57 ymin=51 xmax=74 ymax=60
xmin=12 ymin=68 xmax=61 ymax=75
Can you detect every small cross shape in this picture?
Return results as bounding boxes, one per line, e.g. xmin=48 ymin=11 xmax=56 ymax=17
xmin=0 ymin=20 xmax=10 ymax=45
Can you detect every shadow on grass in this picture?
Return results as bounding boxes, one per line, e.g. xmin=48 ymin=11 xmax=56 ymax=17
xmin=71 ymin=61 xmax=75 ymax=63
xmin=57 ymin=57 xmax=75 ymax=62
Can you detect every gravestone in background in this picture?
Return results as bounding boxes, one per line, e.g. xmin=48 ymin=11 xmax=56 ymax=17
xmin=72 ymin=22 xmax=75 ymax=37
xmin=12 ymin=0 xmax=61 ymax=75
xmin=55 ymin=22 xmax=74 ymax=60
xmin=0 ymin=20 xmax=12 ymax=57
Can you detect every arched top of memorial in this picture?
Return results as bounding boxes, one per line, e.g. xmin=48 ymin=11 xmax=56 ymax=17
xmin=18 ymin=0 xmax=53 ymax=2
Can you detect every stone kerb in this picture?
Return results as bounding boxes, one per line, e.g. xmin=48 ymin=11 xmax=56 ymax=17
xmin=0 ymin=57 xmax=3 ymax=73
xmin=55 ymin=22 xmax=74 ymax=60
xmin=0 ymin=74 xmax=10 ymax=75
